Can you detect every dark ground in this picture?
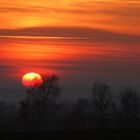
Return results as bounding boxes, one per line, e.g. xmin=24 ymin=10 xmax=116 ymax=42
xmin=0 ymin=129 xmax=140 ymax=140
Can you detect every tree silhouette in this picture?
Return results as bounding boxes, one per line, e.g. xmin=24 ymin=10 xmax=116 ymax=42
xmin=65 ymin=98 xmax=90 ymax=129
xmin=119 ymin=87 xmax=139 ymax=128
xmin=17 ymin=74 xmax=61 ymax=130
xmin=1 ymin=78 xmax=140 ymax=131
xmin=0 ymin=102 xmax=17 ymax=131
xmin=0 ymin=102 xmax=7 ymax=130
xmin=92 ymin=81 xmax=112 ymax=128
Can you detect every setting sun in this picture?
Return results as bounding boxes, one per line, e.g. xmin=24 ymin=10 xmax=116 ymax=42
xmin=22 ymin=72 xmax=43 ymax=88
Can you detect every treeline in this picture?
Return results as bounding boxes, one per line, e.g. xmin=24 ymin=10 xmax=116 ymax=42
xmin=0 ymin=74 xmax=140 ymax=131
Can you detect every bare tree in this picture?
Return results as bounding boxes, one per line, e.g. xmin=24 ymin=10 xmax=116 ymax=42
xmin=92 ymin=81 xmax=112 ymax=128
xmin=0 ymin=102 xmax=7 ymax=130
xmin=65 ymin=98 xmax=90 ymax=129
xmin=17 ymin=74 xmax=61 ymax=130
xmin=119 ymin=87 xmax=139 ymax=128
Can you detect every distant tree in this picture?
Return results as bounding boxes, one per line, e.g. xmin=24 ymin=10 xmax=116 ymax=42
xmin=6 ymin=104 xmax=17 ymax=130
xmin=119 ymin=87 xmax=139 ymax=128
xmin=17 ymin=99 xmax=33 ymax=130
xmin=0 ymin=102 xmax=7 ymax=130
xmin=65 ymin=98 xmax=90 ymax=129
xmin=92 ymin=81 xmax=112 ymax=128
xmin=0 ymin=102 xmax=17 ymax=131
xmin=17 ymin=74 xmax=61 ymax=130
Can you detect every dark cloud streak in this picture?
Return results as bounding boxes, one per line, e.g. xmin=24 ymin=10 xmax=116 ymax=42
xmin=0 ymin=27 xmax=140 ymax=43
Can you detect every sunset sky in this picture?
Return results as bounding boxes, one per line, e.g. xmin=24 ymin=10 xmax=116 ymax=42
xmin=0 ymin=0 xmax=140 ymax=35
xmin=0 ymin=0 xmax=140 ymax=102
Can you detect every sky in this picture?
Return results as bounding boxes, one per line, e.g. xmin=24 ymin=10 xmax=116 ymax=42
xmin=0 ymin=0 xmax=140 ymax=34
xmin=0 ymin=0 xmax=140 ymax=102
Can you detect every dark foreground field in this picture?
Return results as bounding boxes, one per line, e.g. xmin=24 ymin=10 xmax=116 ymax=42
xmin=0 ymin=129 xmax=140 ymax=140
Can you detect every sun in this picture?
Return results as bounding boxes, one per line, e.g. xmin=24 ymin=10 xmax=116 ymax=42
xmin=22 ymin=72 xmax=43 ymax=88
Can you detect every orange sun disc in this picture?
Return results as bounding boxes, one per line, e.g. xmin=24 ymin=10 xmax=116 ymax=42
xmin=22 ymin=72 xmax=43 ymax=88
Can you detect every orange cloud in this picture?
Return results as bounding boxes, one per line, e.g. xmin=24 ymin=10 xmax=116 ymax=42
xmin=0 ymin=0 xmax=140 ymax=35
